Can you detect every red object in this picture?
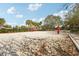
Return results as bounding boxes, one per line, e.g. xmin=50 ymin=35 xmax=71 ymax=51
xmin=56 ymin=26 xmax=60 ymax=34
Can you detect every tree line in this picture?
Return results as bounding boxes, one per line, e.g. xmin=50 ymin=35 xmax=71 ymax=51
xmin=0 ymin=15 xmax=62 ymax=33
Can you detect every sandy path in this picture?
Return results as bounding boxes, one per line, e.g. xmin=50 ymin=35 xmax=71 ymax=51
xmin=0 ymin=31 xmax=64 ymax=40
xmin=0 ymin=31 xmax=78 ymax=56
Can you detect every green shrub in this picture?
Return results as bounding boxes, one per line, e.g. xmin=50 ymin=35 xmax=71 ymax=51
xmin=70 ymin=28 xmax=79 ymax=33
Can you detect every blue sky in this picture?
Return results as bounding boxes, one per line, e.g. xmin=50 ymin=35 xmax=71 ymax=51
xmin=0 ymin=3 xmax=69 ymax=26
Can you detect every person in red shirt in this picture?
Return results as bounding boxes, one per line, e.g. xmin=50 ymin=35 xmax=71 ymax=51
xmin=56 ymin=25 xmax=60 ymax=34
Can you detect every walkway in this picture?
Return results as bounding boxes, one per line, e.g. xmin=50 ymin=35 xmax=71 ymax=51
xmin=69 ymin=33 xmax=79 ymax=51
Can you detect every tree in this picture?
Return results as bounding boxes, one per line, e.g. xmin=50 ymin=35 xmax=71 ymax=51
xmin=43 ymin=15 xmax=62 ymax=30
xmin=4 ymin=24 xmax=12 ymax=28
xmin=0 ymin=18 xmax=6 ymax=25
xmin=64 ymin=3 xmax=79 ymax=32
xmin=26 ymin=20 xmax=32 ymax=25
xmin=26 ymin=20 xmax=40 ymax=26
xmin=20 ymin=26 xmax=28 ymax=32
xmin=25 ymin=20 xmax=42 ymax=30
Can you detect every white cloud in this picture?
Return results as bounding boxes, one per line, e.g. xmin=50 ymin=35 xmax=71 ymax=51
xmin=53 ymin=10 xmax=68 ymax=20
xmin=7 ymin=7 xmax=23 ymax=18
xmin=31 ymin=17 xmax=45 ymax=22
xmin=32 ymin=18 xmax=37 ymax=21
xmin=27 ymin=3 xmax=42 ymax=11
xmin=16 ymin=14 xmax=23 ymax=18
xmin=7 ymin=7 xmax=16 ymax=14
xmin=38 ymin=17 xmax=45 ymax=21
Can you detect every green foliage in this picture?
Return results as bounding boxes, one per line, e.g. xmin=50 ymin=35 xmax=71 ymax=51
xmin=64 ymin=4 xmax=79 ymax=32
xmin=26 ymin=20 xmax=41 ymax=27
xmin=0 ymin=18 xmax=5 ymax=25
xmin=43 ymin=15 xmax=62 ymax=30
xmin=0 ymin=14 xmax=62 ymax=32
xmin=41 ymin=25 xmax=53 ymax=31
xmin=25 ymin=20 xmax=42 ymax=31
xmin=26 ymin=20 xmax=33 ymax=26
xmin=20 ymin=26 xmax=28 ymax=32
xmin=0 ymin=28 xmax=12 ymax=33
xmin=12 ymin=25 xmax=28 ymax=32
xmin=4 ymin=24 xmax=12 ymax=28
